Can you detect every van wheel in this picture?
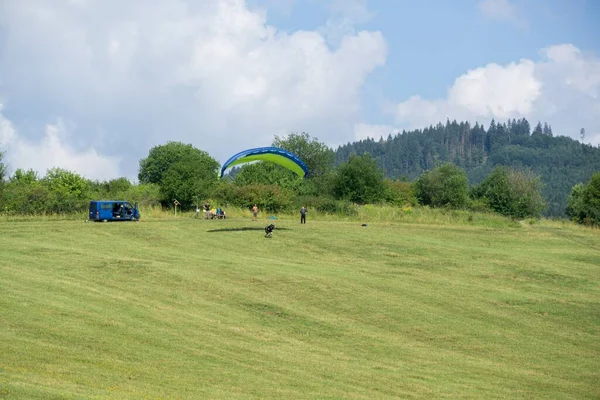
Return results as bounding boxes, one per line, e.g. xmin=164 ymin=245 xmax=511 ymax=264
xmin=103 ymin=219 xmax=108 ymax=222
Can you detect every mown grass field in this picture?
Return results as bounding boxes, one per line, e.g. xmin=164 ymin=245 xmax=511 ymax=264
xmin=1 ymin=211 xmax=599 ymax=399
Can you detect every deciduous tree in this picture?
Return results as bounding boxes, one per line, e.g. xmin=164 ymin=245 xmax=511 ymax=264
xmin=414 ymin=163 xmax=469 ymax=209
xmin=472 ymin=166 xmax=546 ymax=219
xmin=272 ymin=132 xmax=335 ymax=178
xmin=332 ymin=153 xmax=385 ymax=204
xmin=568 ymin=172 xmax=600 ymax=225
xmin=138 ymin=142 xmax=219 ymax=207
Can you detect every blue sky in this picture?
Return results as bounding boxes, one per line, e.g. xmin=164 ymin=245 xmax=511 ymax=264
xmin=0 ymin=0 xmax=599 ymax=180
xmin=262 ymin=0 xmax=599 ymax=83
xmin=256 ymin=0 xmax=599 ymax=130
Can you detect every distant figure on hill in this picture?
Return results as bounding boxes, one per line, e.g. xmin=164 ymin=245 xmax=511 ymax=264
xmin=300 ymin=206 xmax=307 ymax=224
xmin=252 ymin=204 xmax=259 ymax=221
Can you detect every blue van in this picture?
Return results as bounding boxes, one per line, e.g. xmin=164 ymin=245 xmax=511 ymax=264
xmin=89 ymin=200 xmax=140 ymax=222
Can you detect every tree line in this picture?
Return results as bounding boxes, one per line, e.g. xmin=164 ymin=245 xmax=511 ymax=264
xmin=0 ymin=127 xmax=598 ymax=226
xmin=335 ymin=118 xmax=600 ymax=217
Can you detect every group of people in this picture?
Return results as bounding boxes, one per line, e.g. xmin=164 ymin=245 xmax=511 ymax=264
xmin=199 ymin=202 xmax=307 ymax=223
xmin=199 ymin=202 xmax=226 ymax=219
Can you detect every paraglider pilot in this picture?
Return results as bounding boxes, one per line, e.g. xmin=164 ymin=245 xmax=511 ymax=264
xmin=264 ymin=224 xmax=275 ymax=238
xmin=300 ymin=206 xmax=307 ymax=224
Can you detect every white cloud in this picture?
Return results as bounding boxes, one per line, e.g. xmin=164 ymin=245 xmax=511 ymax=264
xmin=448 ymin=60 xmax=540 ymax=117
xmin=390 ymin=44 xmax=600 ymax=146
xmin=477 ymin=0 xmax=524 ymax=26
xmin=0 ymin=0 xmax=387 ymax=178
xmin=0 ymin=106 xmax=120 ymax=181
xmin=252 ymin=0 xmax=297 ymax=17
xmin=540 ymin=44 xmax=600 ymax=98
xmin=319 ymin=0 xmax=376 ymax=48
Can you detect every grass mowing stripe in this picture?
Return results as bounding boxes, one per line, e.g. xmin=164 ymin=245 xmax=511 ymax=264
xmin=1 ymin=217 xmax=598 ymax=399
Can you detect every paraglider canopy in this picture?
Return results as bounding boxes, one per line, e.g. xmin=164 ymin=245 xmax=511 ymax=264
xmin=219 ymin=147 xmax=309 ymax=178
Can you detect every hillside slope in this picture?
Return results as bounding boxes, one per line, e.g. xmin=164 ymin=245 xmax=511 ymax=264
xmin=1 ymin=216 xmax=599 ymax=399
xmin=335 ymin=119 xmax=600 ymax=217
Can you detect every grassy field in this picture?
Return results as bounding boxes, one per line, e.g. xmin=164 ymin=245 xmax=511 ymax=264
xmin=0 ymin=211 xmax=599 ymax=399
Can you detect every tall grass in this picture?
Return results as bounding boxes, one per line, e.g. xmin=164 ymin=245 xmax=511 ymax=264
xmin=0 ymin=203 xmax=576 ymax=230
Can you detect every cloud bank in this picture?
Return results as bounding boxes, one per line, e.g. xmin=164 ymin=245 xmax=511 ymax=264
xmin=0 ymin=0 xmax=386 ymax=179
xmin=0 ymin=106 xmax=120 ymax=180
xmin=385 ymin=44 xmax=600 ymax=146
xmin=1 ymin=0 xmax=598 ymax=180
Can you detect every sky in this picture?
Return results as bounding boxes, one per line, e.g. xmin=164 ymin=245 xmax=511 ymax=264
xmin=0 ymin=0 xmax=599 ymax=181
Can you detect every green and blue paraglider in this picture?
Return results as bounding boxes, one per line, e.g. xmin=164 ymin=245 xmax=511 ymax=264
xmin=219 ymin=147 xmax=309 ymax=179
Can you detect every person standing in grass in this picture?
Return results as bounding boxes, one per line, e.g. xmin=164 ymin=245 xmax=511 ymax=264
xmin=203 ymin=202 xmax=211 ymax=219
xmin=252 ymin=204 xmax=259 ymax=221
xmin=300 ymin=206 xmax=307 ymax=224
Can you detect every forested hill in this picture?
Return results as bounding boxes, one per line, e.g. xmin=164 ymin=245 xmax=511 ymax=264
xmin=334 ymin=118 xmax=600 ymax=217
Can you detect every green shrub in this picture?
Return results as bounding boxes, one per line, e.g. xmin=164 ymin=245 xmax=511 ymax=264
xmin=214 ymin=183 xmax=293 ymax=213
xmin=567 ymin=172 xmax=600 ymax=226
xmin=582 ymin=172 xmax=600 ymax=225
xmin=1 ymin=182 xmax=53 ymax=214
xmin=383 ymin=179 xmax=417 ymax=207
xmin=565 ymin=183 xmax=586 ymax=223
xmin=414 ymin=163 xmax=469 ymax=209
xmin=210 ymin=181 xmax=237 ymax=206
xmin=468 ymin=198 xmax=490 ymax=213
xmin=125 ymin=183 xmax=161 ymax=208
xmin=332 ymin=153 xmax=385 ymax=204
xmin=472 ymin=166 xmax=546 ymax=219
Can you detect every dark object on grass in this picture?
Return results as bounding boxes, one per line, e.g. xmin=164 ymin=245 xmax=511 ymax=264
xmin=361 ymin=223 xmax=368 ymax=227
xmin=265 ymin=224 xmax=275 ymax=237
